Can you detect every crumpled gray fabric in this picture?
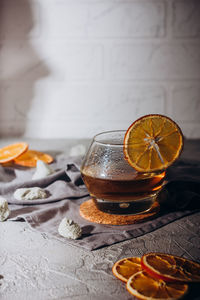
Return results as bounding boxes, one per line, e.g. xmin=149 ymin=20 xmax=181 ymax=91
xmin=162 ymin=159 xmax=200 ymax=210
xmin=0 ymin=156 xmax=88 ymax=205
xmin=1 ymin=156 xmax=200 ymax=250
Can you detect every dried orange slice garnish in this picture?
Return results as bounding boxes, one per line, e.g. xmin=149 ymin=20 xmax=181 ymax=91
xmin=14 ymin=150 xmax=53 ymax=167
xmin=126 ymin=270 xmax=188 ymax=300
xmin=141 ymin=253 xmax=200 ymax=283
xmin=124 ymin=114 xmax=184 ymax=172
xmin=0 ymin=142 xmax=28 ymax=164
xmin=112 ymin=257 xmax=141 ymax=282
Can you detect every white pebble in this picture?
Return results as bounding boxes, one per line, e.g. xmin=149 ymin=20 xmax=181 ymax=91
xmin=32 ymin=160 xmax=54 ymax=180
xmin=14 ymin=187 xmax=48 ymax=201
xmin=0 ymin=196 xmax=10 ymax=221
xmin=58 ymin=218 xmax=82 ymax=240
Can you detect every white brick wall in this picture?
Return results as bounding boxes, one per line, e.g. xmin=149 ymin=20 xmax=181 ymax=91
xmin=0 ymin=0 xmax=200 ymax=139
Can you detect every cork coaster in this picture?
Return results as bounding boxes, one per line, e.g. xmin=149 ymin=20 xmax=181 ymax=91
xmin=79 ymin=199 xmax=160 ymax=225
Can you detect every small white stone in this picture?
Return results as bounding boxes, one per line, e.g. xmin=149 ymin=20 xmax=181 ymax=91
xmin=32 ymin=160 xmax=54 ymax=180
xmin=14 ymin=187 xmax=48 ymax=201
xmin=0 ymin=196 xmax=10 ymax=221
xmin=69 ymin=144 xmax=86 ymax=157
xmin=58 ymin=218 xmax=82 ymax=240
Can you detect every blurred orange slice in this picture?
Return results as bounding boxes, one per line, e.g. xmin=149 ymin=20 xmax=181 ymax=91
xmin=112 ymin=257 xmax=141 ymax=282
xmin=126 ymin=270 xmax=188 ymax=300
xmin=124 ymin=114 xmax=184 ymax=172
xmin=14 ymin=150 xmax=53 ymax=167
xmin=0 ymin=142 xmax=28 ymax=164
xmin=141 ymin=252 xmax=200 ymax=283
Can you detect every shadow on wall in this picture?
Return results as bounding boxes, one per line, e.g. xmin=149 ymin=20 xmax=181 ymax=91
xmin=0 ymin=0 xmax=49 ymax=137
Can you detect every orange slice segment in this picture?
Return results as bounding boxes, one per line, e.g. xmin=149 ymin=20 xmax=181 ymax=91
xmin=124 ymin=114 xmax=184 ymax=172
xmin=0 ymin=142 xmax=28 ymax=164
xmin=126 ymin=270 xmax=188 ymax=300
xmin=141 ymin=253 xmax=200 ymax=283
xmin=14 ymin=150 xmax=53 ymax=167
xmin=112 ymin=257 xmax=141 ymax=282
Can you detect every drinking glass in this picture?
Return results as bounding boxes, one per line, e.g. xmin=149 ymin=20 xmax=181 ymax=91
xmin=80 ymin=130 xmax=166 ymax=215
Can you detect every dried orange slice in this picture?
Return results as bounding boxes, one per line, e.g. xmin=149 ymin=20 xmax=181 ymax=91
xmin=126 ymin=270 xmax=188 ymax=300
xmin=112 ymin=257 xmax=141 ymax=282
xmin=141 ymin=253 xmax=200 ymax=283
xmin=124 ymin=114 xmax=184 ymax=172
xmin=14 ymin=150 xmax=53 ymax=167
xmin=0 ymin=142 xmax=28 ymax=164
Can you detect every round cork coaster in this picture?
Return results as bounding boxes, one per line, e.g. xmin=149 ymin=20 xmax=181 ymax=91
xmin=79 ymin=199 xmax=160 ymax=225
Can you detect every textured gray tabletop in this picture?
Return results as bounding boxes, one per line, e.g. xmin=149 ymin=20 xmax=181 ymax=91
xmin=0 ymin=138 xmax=200 ymax=300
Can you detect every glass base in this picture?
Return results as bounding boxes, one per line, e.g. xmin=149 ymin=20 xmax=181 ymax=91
xmin=93 ymin=195 xmax=157 ymax=215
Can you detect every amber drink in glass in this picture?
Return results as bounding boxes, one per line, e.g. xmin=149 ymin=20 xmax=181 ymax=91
xmin=81 ymin=131 xmax=165 ymax=215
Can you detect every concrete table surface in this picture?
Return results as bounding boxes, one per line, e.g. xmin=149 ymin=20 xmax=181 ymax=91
xmin=0 ymin=138 xmax=200 ymax=300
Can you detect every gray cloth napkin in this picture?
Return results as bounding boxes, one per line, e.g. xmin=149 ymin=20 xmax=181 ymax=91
xmin=1 ymin=155 xmax=200 ymax=251
xmin=0 ymin=156 xmax=88 ymax=205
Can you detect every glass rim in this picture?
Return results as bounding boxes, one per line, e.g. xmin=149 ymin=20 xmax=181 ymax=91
xmin=93 ymin=130 xmax=126 ymax=146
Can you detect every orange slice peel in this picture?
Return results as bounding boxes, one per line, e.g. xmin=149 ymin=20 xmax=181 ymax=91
xmin=126 ymin=270 xmax=188 ymax=300
xmin=141 ymin=252 xmax=200 ymax=283
xmin=112 ymin=257 xmax=141 ymax=282
xmin=124 ymin=114 xmax=184 ymax=172
xmin=14 ymin=150 xmax=54 ymax=167
xmin=0 ymin=142 xmax=29 ymax=164
xmin=112 ymin=253 xmax=200 ymax=299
